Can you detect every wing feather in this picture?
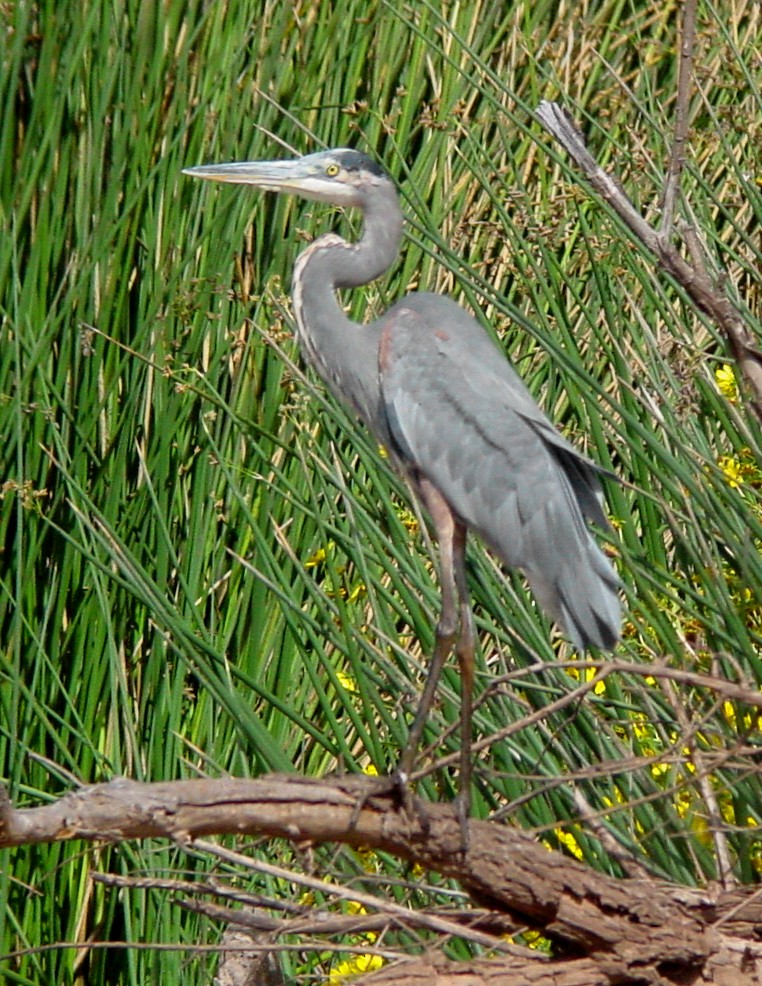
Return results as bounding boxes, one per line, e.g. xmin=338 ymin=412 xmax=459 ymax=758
xmin=378 ymin=295 xmax=620 ymax=651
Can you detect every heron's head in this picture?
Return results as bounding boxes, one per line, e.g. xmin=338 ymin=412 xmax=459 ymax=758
xmin=183 ymin=148 xmax=391 ymax=208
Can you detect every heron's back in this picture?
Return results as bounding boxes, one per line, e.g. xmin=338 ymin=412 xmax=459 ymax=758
xmin=377 ymin=293 xmax=620 ymax=651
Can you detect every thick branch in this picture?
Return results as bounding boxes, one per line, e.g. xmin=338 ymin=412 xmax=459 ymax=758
xmin=360 ymin=955 xmax=614 ymax=985
xmin=0 ymin=776 xmax=716 ymax=970
xmin=5 ymin=776 xmax=762 ymax=983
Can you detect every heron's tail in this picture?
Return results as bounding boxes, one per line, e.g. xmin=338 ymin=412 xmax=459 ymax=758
xmin=527 ymin=536 xmax=621 ymax=652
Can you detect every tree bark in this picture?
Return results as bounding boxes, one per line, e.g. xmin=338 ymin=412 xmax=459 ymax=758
xmin=3 ymin=775 xmax=761 ymax=984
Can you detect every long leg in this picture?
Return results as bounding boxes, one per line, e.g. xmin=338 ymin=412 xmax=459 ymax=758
xmin=396 ymin=480 xmax=459 ymax=784
xmin=396 ymin=480 xmax=475 ymax=835
xmin=452 ymin=520 xmax=475 ymax=829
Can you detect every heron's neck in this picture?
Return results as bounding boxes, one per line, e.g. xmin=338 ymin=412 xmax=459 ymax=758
xmin=290 ymin=185 xmax=403 ymax=423
xmin=294 ymin=182 xmax=402 ymax=300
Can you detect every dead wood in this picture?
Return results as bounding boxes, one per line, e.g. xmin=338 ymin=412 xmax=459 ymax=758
xmin=2 ymin=774 xmax=761 ymax=984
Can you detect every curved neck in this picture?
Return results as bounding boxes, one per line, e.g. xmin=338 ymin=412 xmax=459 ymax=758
xmin=290 ymin=182 xmax=403 ymax=426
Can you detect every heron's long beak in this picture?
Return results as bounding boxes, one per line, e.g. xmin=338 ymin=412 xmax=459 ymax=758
xmin=183 ymin=149 xmax=364 ymax=206
xmin=182 ymin=158 xmax=312 ymax=193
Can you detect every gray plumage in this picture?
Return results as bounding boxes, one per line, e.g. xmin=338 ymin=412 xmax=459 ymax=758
xmin=378 ymin=293 xmax=620 ymax=651
xmin=184 ymin=147 xmax=621 ymax=815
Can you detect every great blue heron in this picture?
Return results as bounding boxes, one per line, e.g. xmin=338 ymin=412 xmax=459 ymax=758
xmin=184 ymin=148 xmax=621 ymax=819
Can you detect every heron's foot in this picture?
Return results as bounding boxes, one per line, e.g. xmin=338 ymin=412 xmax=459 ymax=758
xmin=389 ymin=766 xmax=414 ymax=813
xmin=388 ymin=767 xmax=432 ymax=838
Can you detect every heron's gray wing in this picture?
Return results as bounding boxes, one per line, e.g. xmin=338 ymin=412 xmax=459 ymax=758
xmin=378 ymin=295 xmax=620 ymax=651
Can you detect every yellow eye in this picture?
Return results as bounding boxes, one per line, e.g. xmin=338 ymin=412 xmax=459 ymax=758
xmin=325 ymin=163 xmax=340 ymax=177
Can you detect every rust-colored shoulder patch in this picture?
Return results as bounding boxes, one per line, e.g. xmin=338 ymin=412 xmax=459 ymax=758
xmin=378 ymin=320 xmax=395 ymax=375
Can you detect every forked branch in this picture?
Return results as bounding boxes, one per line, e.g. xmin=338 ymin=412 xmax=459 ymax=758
xmin=4 ymin=775 xmax=762 ymax=984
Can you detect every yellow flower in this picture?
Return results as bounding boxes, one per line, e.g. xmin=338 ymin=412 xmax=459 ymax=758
xmin=329 ymin=953 xmax=384 ymax=983
xmin=709 ymin=448 xmax=762 ymax=492
xmin=522 ymin=930 xmax=553 ymax=952
xmin=565 ymin=664 xmax=606 ymax=695
xmin=681 ymin=748 xmax=697 ymax=773
xmin=723 ymin=700 xmax=762 ymax=732
xmin=554 ymin=827 xmax=584 ymax=860
xmin=601 ymin=786 xmax=627 ymax=807
xmin=675 ymin=789 xmax=693 ymax=819
xmin=306 ymin=547 xmax=327 ymax=568
xmin=325 ymin=577 xmax=366 ymax=601
xmin=751 ymin=844 xmax=762 ymax=875
xmin=398 ymin=507 xmax=419 ymax=534
xmin=346 ymin=581 xmax=366 ymax=603
xmin=345 ymin=900 xmax=368 ymax=917
xmin=336 ymin=670 xmax=358 ymax=693
xmin=718 ymin=455 xmax=743 ymax=488
xmin=715 ymin=363 xmax=738 ymax=401
xmin=328 ymin=901 xmax=385 ymax=982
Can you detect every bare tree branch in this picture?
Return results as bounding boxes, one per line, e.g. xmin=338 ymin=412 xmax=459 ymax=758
xmin=5 ymin=773 xmax=762 ymax=985
xmin=534 ymin=100 xmax=762 ymax=422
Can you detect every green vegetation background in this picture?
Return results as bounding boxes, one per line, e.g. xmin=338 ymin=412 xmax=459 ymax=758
xmin=1 ymin=0 xmax=761 ymax=982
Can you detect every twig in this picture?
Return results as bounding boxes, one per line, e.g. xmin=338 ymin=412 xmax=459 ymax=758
xmin=571 ymin=788 xmax=653 ymax=882
xmin=422 ymin=657 xmax=762 ymax=784
xmin=658 ymin=675 xmax=736 ymax=891
xmin=188 ymin=838 xmax=525 ymax=957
